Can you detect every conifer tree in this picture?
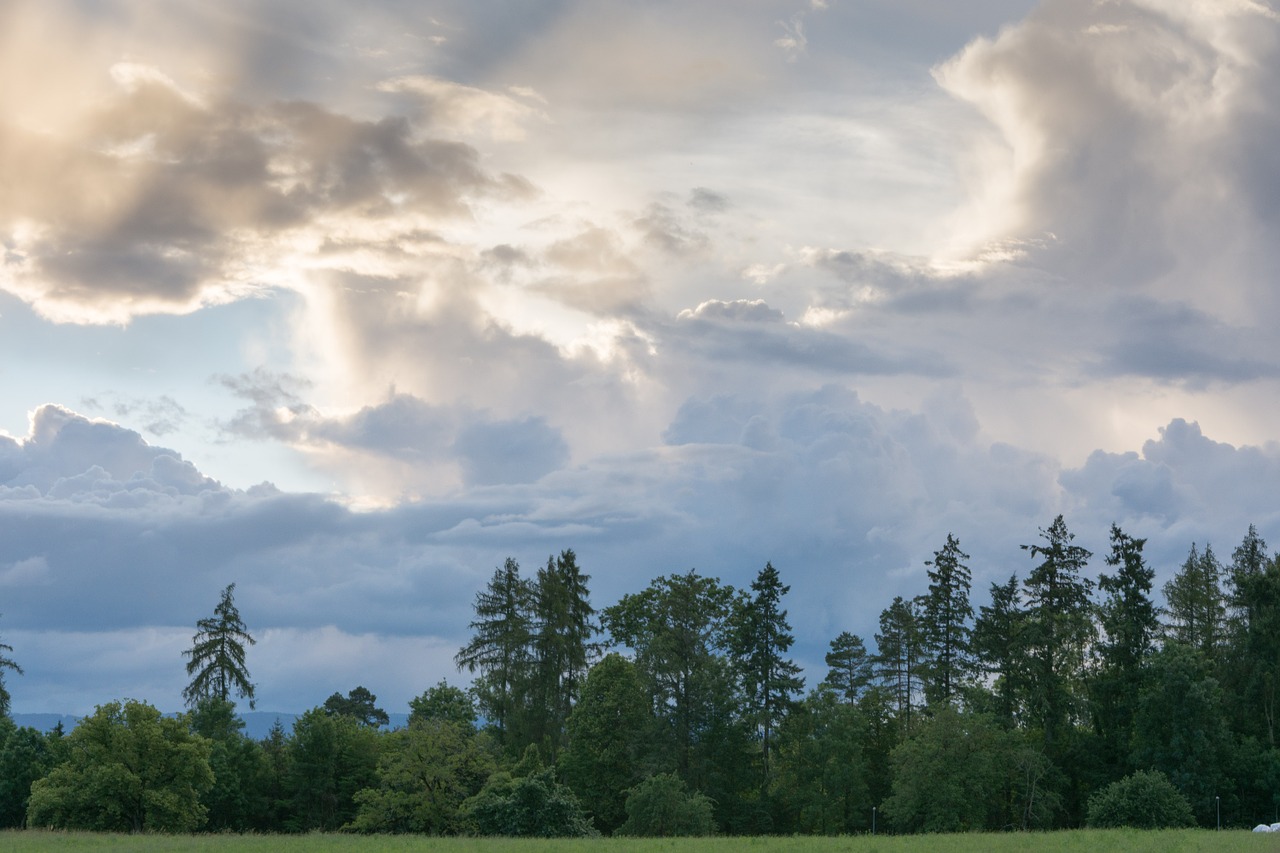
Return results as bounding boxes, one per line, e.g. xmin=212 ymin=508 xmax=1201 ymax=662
xmin=823 ymin=631 xmax=873 ymax=703
xmin=183 ymin=584 xmax=256 ymax=710
xmin=971 ymin=575 xmax=1026 ymax=727
xmin=1162 ymin=543 xmax=1225 ymax=658
xmin=0 ymin=615 xmax=21 ymax=718
xmin=874 ymin=596 xmax=924 ymax=735
xmin=455 ymin=558 xmax=533 ymax=746
xmin=919 ymin=534 xmax=973 ymax=707
xmin=529 ymin=549 xmax=597 ymax=756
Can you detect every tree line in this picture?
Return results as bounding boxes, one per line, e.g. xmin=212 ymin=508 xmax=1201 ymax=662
xmin=2 ymin=518 xmax=1280 ymax=834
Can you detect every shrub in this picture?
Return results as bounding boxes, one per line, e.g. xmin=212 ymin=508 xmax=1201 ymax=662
xmin=1086 ymin=769 xmax=1195 ymax=829
xmin=616 ymin=772 xmax=716 ymax=837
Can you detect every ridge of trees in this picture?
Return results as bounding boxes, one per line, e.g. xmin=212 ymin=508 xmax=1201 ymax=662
xmin=4 ymin=521 xmax=1280 ymax=835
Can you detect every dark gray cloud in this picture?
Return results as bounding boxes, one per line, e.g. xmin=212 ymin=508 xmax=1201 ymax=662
xmin=453 ymin=417 xmax=570 ymax=486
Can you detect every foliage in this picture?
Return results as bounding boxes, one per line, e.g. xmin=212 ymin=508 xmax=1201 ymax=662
xmin=26 ymin=699 xmax=214 ymax=832
xmin=462 ymin=767 xmax=595 ymax=837
xmin=349 ymin=719 xmax=496 ymax=834
xmin=187 ymin=698 xmax=272 ymax=831
xmin=971 ymin=574 xmax=1027 ymax=727
xmin=559 ymin=653 xmax=653 ymax=834
xmin=283 ymin=707 xmax=380 ymax=831
xmin=323 ymin=686 xmax=390 ymax=728
xmin=183 ymin=584 xmax=256 ymax=710
xmin=771 ymin=686 xmax=869 ymax=834
xmin=527 ymin=549 xmax=599 ymax=757
xmin=0 ymin=722 xmax=61 ymax=828
xmin=881 ymin=707 xmax=1017 ymax=833
xmin=1164 ymin=544 xmax=1227 ymax=658
xmin=615 ymin=772 xmax=716 ymax=837
xmin=1086 ymin=770 xmax=1195 ymax=829
xmin=873 ymin=596 xmax=924 ymax=734
xmin=409 ymin=681 xmax=478 ymax=732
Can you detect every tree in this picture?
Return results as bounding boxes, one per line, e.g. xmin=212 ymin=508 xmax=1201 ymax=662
xmin=323 ymin=686 xmax=390 ymax=728
xmin=602 ymin=570 xmax=738 ymax=783
xmin=188 ymin=698 xmax=272 ymax=831
xmin=771 ymin=686 xmax=870 ymax=834
xmin=881 ymin=707 xmax=1015 ymax=833
xmin=462 ymin=766 xmax=595 ymax=837
xmin=822 ymin=631 xmax=873 ymax=704
xmin=873 ymin=596 xmax=924 ymax=734
xmin=1086 ymin=770 xmax=1194 ymax=829
xmin=0 ymin=616 xmax=22 ymax=718
xmin=971 ymin=575 xmax=1027 ymax=727
xmin=528 ymin=549 xmax=598 ymax=756
xmin=26 ymin=700 xmax=214 ymax=832
xmin=558 ymin=653 xmax=652 ymax=834
xmin=615 ymin=773 xmax=716 ymax=837
xmin=183 ymin=583 xmax=256 ymax=710
xmin=1092 ymin=524 xmax=1159 ymax=780
xmin=349 ymin=716 xmax=495 ymax=834
xmin=1163 ymin=542 xmax=1226 ymax=658
xmin=919 ymin=534 xmax=974 ymax=707
xmin=409 ymin=680 xmax=478 ymax=732
xmin=455 ymin=558 xmax=534 ymax=747
xmin=1021 ymin=515 xmax=1094 ymax=749
xmin=731 ymin=562 xmax=804 ymax=788
xmin=283 ymin=706 xmax=381 ymax=831
xmin=0 ymin=723 xmax=60 ymax=828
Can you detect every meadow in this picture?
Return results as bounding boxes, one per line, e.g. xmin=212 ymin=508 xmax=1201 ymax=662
xmin=2 ymin=830 xmax=1278 ymax=853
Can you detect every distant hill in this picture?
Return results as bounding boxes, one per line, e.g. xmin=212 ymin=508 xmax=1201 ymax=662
xmin=13 ymin=711 xmax=410 ymax=740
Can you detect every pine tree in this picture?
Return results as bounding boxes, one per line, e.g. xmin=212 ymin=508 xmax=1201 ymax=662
xmin=823 ymin=631 xmax=873 ymax=703
xmin=183 ymin=584 xmax=256 ymax=709
xmin=919 ymin=534 xmax=974 ymax=707
xmin=874 ymin=596 xmax=924 ymax=735
xmin=731 ymin=561 xmax=804 ymax=787
xmin=455 ymin=558 xmax=534 ymax=747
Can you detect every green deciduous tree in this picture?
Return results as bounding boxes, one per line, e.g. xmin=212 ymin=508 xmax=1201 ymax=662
xmin=919 ymin=533 xmax=974 ymax=707
xmin=409 ymin=680 xmax=478 ymax=732
xmin=187 ymin=698 xmax=272 ymax=831
xmin=558 ymin=653 xmax=652 ymax=834
xmin=771 ymin=686 xmax=870 ymax=834
xmin=0 ymin=722 xmax=61 ymax=828
xmin=615 ymin=772 xmax=716 ymax=837
xmin=26 ymin=700 xmax=214 ymax=832
xmin=183 ymin=583 xmax=256 ymax=710
xmin=462 ymin=766 xmax=595 ymax=837
xmin=283 ymin=706 xmax=380 ymax=831
xmin=1086 ymin=770 xmax=1194 ymax=829
xmin=349 ymin=717 xmax=496 ymax=834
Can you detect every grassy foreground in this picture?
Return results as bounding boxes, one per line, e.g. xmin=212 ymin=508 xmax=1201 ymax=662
xmin=1 ymin=830 xmax=1278 ymax=853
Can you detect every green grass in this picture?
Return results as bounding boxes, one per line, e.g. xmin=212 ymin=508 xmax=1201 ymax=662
xmin=2 ymin=830 xmax=1278 ymax=853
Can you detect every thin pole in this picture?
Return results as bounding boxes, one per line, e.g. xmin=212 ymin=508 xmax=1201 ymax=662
xmin=1216 ymin=795 xmax=1220 ymax=830
xmin=872 ymin=806 xmax=877 ymax=835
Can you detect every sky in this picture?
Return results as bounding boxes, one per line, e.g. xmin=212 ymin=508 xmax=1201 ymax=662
xmin=3 ymin=0 xmax=1280 ymax=716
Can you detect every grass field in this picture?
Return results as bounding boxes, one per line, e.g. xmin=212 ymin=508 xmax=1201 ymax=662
xmin=2 ymin=830 xmax=1279 ymax=853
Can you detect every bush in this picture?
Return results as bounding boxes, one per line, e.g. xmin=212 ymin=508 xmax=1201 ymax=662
xmin=1086 ymin=769 xmax=1195 ymax=829
xmin=616 ymin=773 xmax=716 ymax=837
xmin=462 ymin=768 xmax=595 ymax=837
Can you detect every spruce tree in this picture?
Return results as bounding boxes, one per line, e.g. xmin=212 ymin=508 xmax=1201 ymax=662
xmin=823 ymin=631 xmax=873 ymax=704
xmin=183 ymin=584 xmax=256 ymax=710
xmin=971 ymin=575 xmax=1026 ymax=727
xmin=455 ymin=558 xmax=534 ymax=747
xmin=873 ymin=596 xmax=924 ymax=735
xmin=919 ymin=534 xmax=974 ymax=707
xmin=1162 ymin=543 xmax=1225 ymax=658
xmin=529 ymin=549 xmax=597 ymax=756
xmin=0 ymin=616 xmax=20 ymax=719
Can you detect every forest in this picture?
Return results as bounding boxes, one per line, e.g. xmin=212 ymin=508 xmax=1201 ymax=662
xmin=0 ymin=514 xmax=1278 ymax=836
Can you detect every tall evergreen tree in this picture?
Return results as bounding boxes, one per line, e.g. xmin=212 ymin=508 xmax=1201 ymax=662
xmin=1223 ymin=529 xmax=1280 ymax=746
xmin=183 ymin=584 xmax=256 ymax=710
xmin=731 ymin=562 xmax=804 ymax=788
xmin=823 ymin=631 xmax=873 ymax=704
xmin=919 ymin=534 xmax=974 ymax=707
xmin=971 ymin=575 xmax=1026 ymax=727
xmin=0 ymin=616 xmax=21 ymax=718
xmin=529 ymin=549 xmax=597 ymax=756
xmin=1092 ymin=524 xmax=1158 ymax=779
xmin=455 ymin=558 xmax=534 ymax=748
xmin=1162 ymin=543 xmax=1225 ymax=658
xmin=873 ymin=596 xmax=924 ymax=735
xmin=1227 ymin=524 xmax=1269 ymax=635
xmin=1021 ymin=515 xmax=1093 ymax=749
